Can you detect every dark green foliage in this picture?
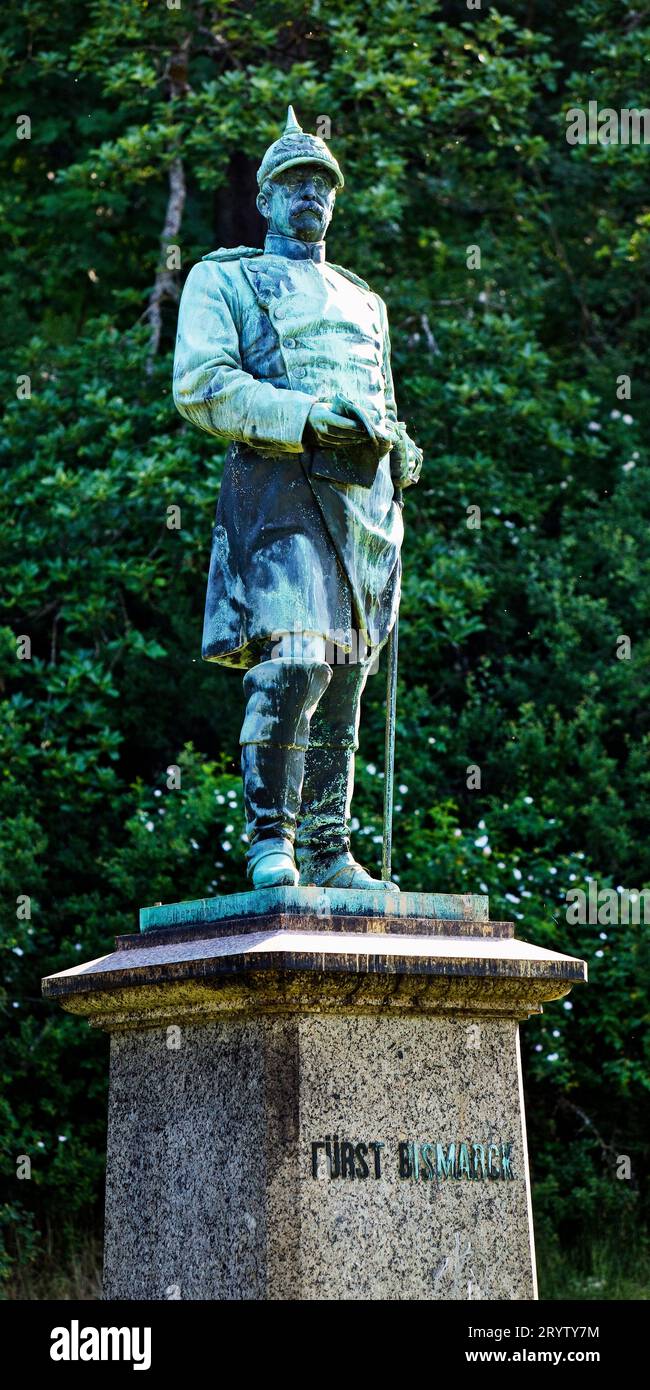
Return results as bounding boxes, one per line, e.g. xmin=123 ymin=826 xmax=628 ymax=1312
xmin=1 ymin=0 xmax=649 ymax=1294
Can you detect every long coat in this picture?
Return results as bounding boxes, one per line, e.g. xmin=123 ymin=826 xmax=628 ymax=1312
xmin=172 ymin=237 xmax=405 ymax=669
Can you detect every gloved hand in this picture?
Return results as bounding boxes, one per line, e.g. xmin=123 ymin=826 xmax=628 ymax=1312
xmin=304 ymin=401 xmax=367 ymax=449
xmin=389 ymin=421 xmax=423 ymax=489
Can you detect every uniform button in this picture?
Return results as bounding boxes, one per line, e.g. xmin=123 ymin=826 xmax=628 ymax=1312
xmin=284 ymin=337 xmax=296 ymax=347
xmin=275 ymin=305 xmax=286 ymax=319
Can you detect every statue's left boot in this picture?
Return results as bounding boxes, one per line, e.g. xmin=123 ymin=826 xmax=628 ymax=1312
xmin=295 ymin=653 xmax=399 ymax=896
xmin=297 ymin=743 xmax=398 ymax=890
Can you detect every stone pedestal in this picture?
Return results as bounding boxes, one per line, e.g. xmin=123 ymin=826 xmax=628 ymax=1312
xmin=42 ymin=888 xmax=586 ymax=1301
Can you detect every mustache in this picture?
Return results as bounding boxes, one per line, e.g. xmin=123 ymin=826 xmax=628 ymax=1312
xmin=294 ymin=198 xmax=324 ymax=214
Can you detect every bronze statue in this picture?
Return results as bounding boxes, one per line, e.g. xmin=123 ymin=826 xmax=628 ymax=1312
xmin=173 ymin=107 xmax=422 ymax=890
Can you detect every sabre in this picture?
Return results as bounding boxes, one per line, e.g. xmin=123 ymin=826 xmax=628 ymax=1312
xmin=382 ymin=483 xmax=403 ymax=882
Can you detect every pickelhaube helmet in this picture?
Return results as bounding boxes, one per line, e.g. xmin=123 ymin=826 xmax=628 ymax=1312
xmin=256 ymin=105 xmax=344 ymax=190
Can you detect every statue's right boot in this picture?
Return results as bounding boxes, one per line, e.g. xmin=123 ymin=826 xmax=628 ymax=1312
xmin=240 ymin=658 xmax=332 ymax=889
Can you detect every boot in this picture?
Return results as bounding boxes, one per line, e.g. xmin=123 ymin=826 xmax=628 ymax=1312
xmin=295 ymin=653 xmax=399 ymax=891
xmin=296 ymin=742 xmax=399 ymax=891
xmin=240 ymin=658 xmax=331 ymax=889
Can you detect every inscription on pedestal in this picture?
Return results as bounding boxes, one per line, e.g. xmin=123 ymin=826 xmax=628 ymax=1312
xmin=311 ymin=1138 xmax=515 ymax=1181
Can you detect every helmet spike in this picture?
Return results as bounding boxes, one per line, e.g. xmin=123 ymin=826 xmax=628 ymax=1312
xmin=284 ymin=104 xmax=303 ymax=136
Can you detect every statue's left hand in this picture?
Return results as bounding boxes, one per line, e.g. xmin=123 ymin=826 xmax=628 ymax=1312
xmin=390 ymin=423 xmax=423 ymax=489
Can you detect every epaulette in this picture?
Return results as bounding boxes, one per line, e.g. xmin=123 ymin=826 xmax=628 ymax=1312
xmin=326 ymin=261 xmax=371 ymax=291
xmin=202 ymin=246 xmax=264 ymax=262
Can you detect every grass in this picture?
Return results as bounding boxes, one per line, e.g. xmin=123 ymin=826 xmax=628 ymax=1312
xmin=3 ymin=1230 xmax=102 ymax=1301
xmin=3 ymin=1231 xmax=649 ymax=1301
xmin=537 ymin=1237 xmax=650 ymax=1301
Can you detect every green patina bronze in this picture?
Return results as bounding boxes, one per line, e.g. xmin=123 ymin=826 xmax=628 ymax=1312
xmin=173 ymin=107 xmax=422 ymax=894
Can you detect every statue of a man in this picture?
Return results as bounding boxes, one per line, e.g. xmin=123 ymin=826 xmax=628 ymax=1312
xmin=173 ymin=107 xmax=422 ymax=891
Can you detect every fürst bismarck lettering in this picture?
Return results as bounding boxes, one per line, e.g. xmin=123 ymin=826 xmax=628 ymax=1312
xmin=398 ymin=1140 xmax=514 ymax=1181
xmin=311 ymin=1138 xmax=515 ymax=1181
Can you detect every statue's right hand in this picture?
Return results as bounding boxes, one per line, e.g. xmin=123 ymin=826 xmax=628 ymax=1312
xmin=304 ymin=401 xmax=366 ymax=448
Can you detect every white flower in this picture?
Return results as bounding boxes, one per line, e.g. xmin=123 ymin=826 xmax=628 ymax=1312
xmin=474 ymin=834 xmax=488 ymax=848
xmin=587 ymin=421 xmax=601 ymax=431
xmin=513 ymin=868 xmax=522 ymax=880
xmin=222 ymin=841 xmax=232 ymax=852
xmin=398 ymin=783 xmax=408 ymax=794
xmin=145 ymin=820 xmax=154 ymax=832
xmin=610 ymin=409 xmax=621 ymax=419
xmin=622 ymin=414 xmax=633 ymax=424
xmin=12 ymin=947 xmax=23 ymax=956
xmin=366 ymin=762 xmax=377 ymax=776
xmin=563 ymin=1001 xmax=573 ymax=1010
xmin=546 ymin=1053 xmax=559 ymax=1062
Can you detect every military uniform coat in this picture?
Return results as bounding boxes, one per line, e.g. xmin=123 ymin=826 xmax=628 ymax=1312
xmin=172 ymin=233 xmax=404 ymax=669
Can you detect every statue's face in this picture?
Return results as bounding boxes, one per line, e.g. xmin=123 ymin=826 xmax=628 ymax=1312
xmin=257 ymin=163 xmax=337 ymax=242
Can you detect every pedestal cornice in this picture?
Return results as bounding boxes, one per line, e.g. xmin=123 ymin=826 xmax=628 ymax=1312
xmin=42 ymin=890 xmax=587 ymax=1030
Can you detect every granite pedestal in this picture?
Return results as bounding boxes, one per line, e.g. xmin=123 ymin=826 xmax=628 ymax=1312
xmin=42 ymin=888 xmax=586 ymax=1301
